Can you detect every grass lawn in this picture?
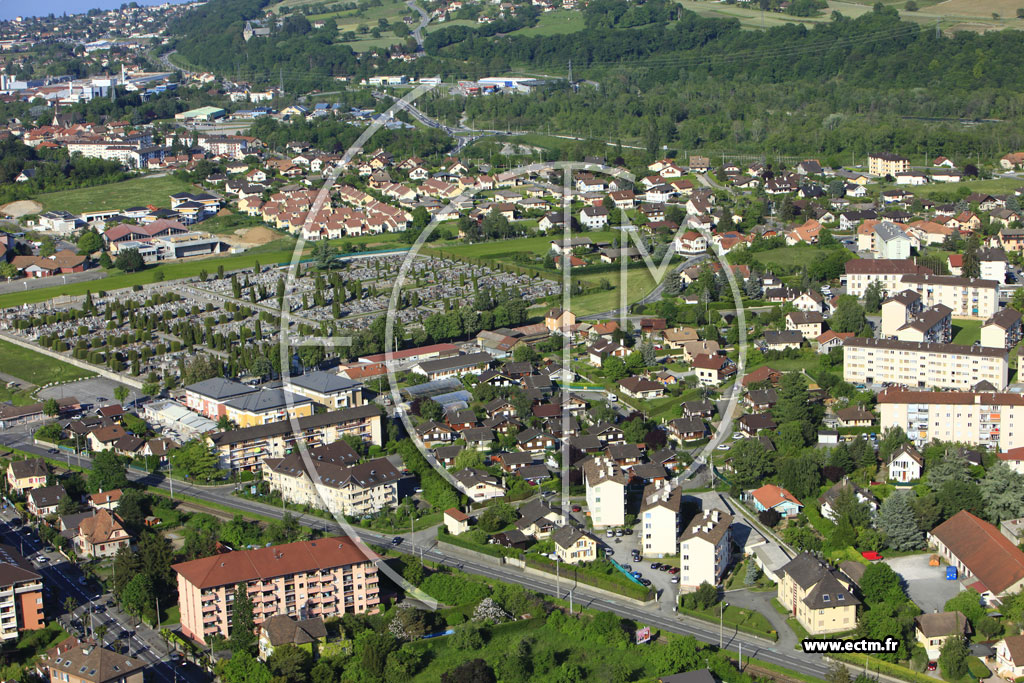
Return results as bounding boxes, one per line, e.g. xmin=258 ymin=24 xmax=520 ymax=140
xmin=951 ymin=318 xmax=982 ymax=345
xmin=192 ymin=212 xmax=266 ymax=235
xmin=0 ymin=339 xmax=96 ymax=385
xmin=747 ymin=246 xmax=836 ymax=269
xmin=12 ymin=621 xmax=68 ymax=666
xmin=679 ymin=602 xmax=777 ymax=639
xmin=905 ymin=176 xmax=1024 ymax=198
xmin=0 ymin=241 xmax=298 ymax=309
xmin=0 ymin=383 xmax=38 ymax=405
xmin=509 ymin=10 xmax=587 ymax=36
xmin=35 ymin=175 xmax=198 ymax=214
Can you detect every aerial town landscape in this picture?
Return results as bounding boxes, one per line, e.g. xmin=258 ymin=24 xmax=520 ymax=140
xmin=8 ymin=0 xmax=1024 ymax=682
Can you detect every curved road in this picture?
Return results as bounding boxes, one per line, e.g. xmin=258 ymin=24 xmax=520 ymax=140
xmin=406 ymin=0 xmax=430 ymax=49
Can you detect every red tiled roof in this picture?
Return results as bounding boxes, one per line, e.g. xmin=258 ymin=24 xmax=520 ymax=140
xmin=929 ymin=510 xmax=1024 ymax=595
xmin=172 ymin=536 xmax=377 ymax=589
xmin=751 ymin=484 xmax=803 ymax=510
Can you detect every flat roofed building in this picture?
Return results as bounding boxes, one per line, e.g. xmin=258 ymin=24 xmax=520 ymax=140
xmin=173 ymin=536 xmax=380 ymax=645
xmin=282 ymin=372 xmax=365 ymax=410
xmin=843 ymin=337 xmax=1008 ymax=391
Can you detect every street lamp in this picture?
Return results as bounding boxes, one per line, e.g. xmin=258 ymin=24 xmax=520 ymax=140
xmin=719 ymin=600 xmax=728 ymax=648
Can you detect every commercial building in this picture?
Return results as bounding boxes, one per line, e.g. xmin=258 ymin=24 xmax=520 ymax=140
xmin=174 ymin=106 xmax=226 ymax=121
xmin=174 ymin=536 xmax=380 ymax=645
xmin=206 ymin=405 xmax=384 ymax=472
xmin=281 ymin=372 xmax=365 ymax=410
xmin=583 ymin=457 xmax=629 ymax=529
xmin=184 ymin=378 xmax=257 ymax=420
xmin=677 ymin=508 xmax=732 ymax=592
xmin=897 ymin=273 xmax=999 ymax=320
xmin=0 ymin=544 xmax=44 ymax=640
xmin=842 ymin=338 xmax=1008 ymax=391
xmin=928 ymin=510 xmax=1024 ymax=603
xmin=877 ymin=388 xmax=1024 ymax=452
xmin=222 ymin=388 xmax=314 ymax=428
xmin=411 ymin=352 xmax=494 ymax=380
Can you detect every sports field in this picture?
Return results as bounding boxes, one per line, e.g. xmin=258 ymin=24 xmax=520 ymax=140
xmin=35 ymin=175 xmax=197 ymax=214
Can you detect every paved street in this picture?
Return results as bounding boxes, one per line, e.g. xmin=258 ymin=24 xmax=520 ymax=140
xmin=0 ymin=508 xmax=201 ymax=683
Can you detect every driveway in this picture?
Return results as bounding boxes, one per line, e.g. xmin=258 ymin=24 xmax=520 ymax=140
xmin=882 ymin=554 xmax=961 ymax=614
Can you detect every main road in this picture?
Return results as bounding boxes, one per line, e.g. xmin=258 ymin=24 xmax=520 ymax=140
xmin=107 ymin=466 xmax=839 ymax=680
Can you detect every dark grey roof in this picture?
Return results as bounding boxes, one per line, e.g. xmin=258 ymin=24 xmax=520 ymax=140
xmin=224 ymin=388 xmax=310 ymax=413
xmin=552 ymin=525 xmax=588 ymax=549
xmin=208 ymin=405 xmax=382 ymax=446
xmin=185 ymin=377 xmax=255 ymax=401
xmin=285 ymin=371 xmax=361 ymax=394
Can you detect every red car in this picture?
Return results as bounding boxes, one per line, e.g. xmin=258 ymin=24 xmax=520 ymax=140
xmin=927 ymin=662 xmax=937 ymax=672
xmin=571 ymin=505 xmax=582 ymax=512
xmin=861 ymin=551 xmax=884 ymax=561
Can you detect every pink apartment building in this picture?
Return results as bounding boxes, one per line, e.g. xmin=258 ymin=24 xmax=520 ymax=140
xmin=183 ymin=378 xmax=257 ymax=420
xmin=173 ymin=537 xmax=380 ymax=645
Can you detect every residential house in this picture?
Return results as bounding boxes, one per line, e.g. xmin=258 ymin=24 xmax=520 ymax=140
xmin=818 ymin=478 xmax=878 ymax=523
xmin=888 ymin=443 xmax=924 ymax=482
xmin=915 ymin=612 xmax=970 ymax=658
xmin=751 ymin=484 xmax=802 ymax=518
xmin=452 ymin=468 xmax=505 ymax=501
xmin=7 ymin=459 xmax=48 ymax=494
xmin=27 ymin=486 xmax=66 ymax=517
xmin=777 ymin=552 xmax=860 ymax=635
xmin=552 ymin=526 xmax=598 ymax=565
xmin=257 ymin=614 xmax=327 ymax=662
xmin=73 ymin=509 xmax=131 ymax=558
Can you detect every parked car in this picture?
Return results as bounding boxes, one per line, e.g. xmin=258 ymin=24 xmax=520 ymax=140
xmin=927 ymin=662 xmax=937 ymax=672
xmin=571 ymin=505 xmax=582 ymax=513
xmin=640 ymin=578 xmax=652 ymax=587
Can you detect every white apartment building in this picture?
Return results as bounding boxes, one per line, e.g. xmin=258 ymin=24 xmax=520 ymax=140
xmin=898 ymin=273 xmax=999 ymax=320
xmin=843 ymin=338 xmax=1008 ymax=391
xmin=640 ymin=480 xmax=682 ymax=558
xmin=678 ymin=508 xmax=732 ymax=592
xmin=878 ymin=388 xmax=1024 ymax=452
xmin=845 ymin=259 xmax=932 ymax=298
xmin=262 ymin=450 xmax=399 ymax=517
xmin=583 ymin=457 xmax=628 ymax=529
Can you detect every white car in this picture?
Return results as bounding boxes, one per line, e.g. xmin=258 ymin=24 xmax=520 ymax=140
xmin=716 ymin=443 xmax=731 ymax=451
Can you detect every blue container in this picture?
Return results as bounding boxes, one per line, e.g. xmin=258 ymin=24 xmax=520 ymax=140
xmin=946 ymin=566 xmax=958 ymax=580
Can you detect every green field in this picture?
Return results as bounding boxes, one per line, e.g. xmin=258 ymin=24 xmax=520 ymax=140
xmin=0 ymin=339 xmax=96 ymax=386
xmin=951 ymin=318 xmax=982 ymax=345
xmin=904 ymin=176 xmax=1024 ymax=198
xmin=510 ymin=10 xmax=587 ymax=36
xmin=35 ymin=175 xmax=198 ymax=214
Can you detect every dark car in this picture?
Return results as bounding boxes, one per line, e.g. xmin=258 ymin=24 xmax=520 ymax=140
xmin=118 ymin=630 xmax=129 ymax=639
xmin=391 ymin=537 xmax=403 ymax=546
xmin=650 ymin=562 xmax=661 ymax=570
xmin=640 ymin=578 xmax=652 ymax=587
xmin=659 ymin=565 xmax=670 ymax=572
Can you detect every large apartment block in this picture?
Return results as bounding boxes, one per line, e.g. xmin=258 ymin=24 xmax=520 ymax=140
xmin=844 ymin=259 xmax=932 ymax=298
xmin=678 ymin=508 xmax=732 ymax=592
xmin=583 ymin=457 xmax=629 ymax=529
xmin=898 ymin=273 xmax=999 ymax=320
xmin=843 ymin=338 xmax=1009 ymax=391
xmin=263 ymin=447 xmax=400 ymax=517
xmin=868 ymin=152 xmax=910 ymax=177
xmin=640 ymin=480 xmax=682 ymax=558
xmin=0 ymin=545 xmax=44 ymax=640
xmin=174 ymin=536 xmax=380 ymax=645
xmin=878 ymin=388 xmax=1024 ymax=452
xmin=206 ymin=405 xmax=384 ymax=472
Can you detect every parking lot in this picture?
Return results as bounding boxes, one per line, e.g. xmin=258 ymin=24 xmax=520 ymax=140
xmin=37 ymin=376 xmax=127 ymax=409
xmin=600 ymin=523 xmax=680 ymax=606
xmin=882 ymin=553 xmax=962 ymax=614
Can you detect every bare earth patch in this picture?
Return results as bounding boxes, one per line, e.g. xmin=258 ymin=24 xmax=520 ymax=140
xmin=221 ymin=226 xmax=281 ymax=248
xmin=0 ymin=200 xmax=43 ymax=217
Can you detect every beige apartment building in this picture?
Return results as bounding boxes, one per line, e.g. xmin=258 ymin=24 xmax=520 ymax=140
xmin=895 ymin=305 xmax=952 ymax=344
xmin=982 ymin=308 xmax=1024 ymax=350
xmin=174 ymin=536 xmax=380 ymax=645
xmin=868 ymin=152 xmax=910 ymax=176
xmin=844 ymin=259 xmax=932 ymax=298
xmin=678 ymin=508 xmax=732 ymax=592
xmin=777 ymin=552 xmax=860 ymax=635
xmin=583 ymin=457 xmax=629 ymax=529
xmin=640 ymin=480 xmax=682 ymax=558
xmin=843 ymin=338 xmax=1008 ymax=390
xmin=878 ymin=388 xmax=1024 ymax=452
xmin=897 ymin=273 xmax=999 ymax=320
xmin=207 ymin=405 xmax=384 ymax=472
xmin=262 ymin=448 xmax=400 ymax=517
xmin=281 ymin=372 xmax=365 ymax=411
